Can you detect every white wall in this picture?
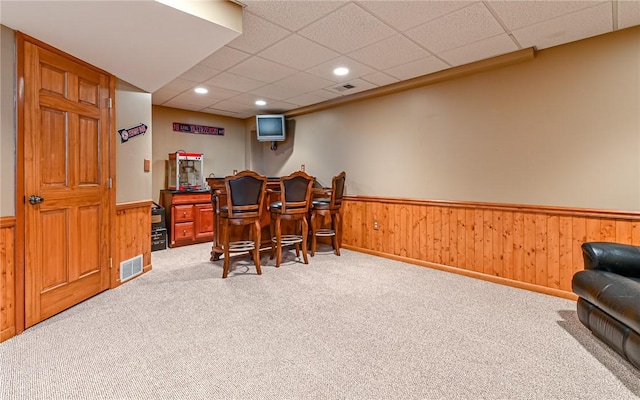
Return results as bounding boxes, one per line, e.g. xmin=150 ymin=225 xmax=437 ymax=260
xmin=115 ymin=80 xmax=153 ymax=204
xmin=257 ymin=27 xmax=640 ymax=211
xmin=0 ymin=25 xmax=15 ymax=216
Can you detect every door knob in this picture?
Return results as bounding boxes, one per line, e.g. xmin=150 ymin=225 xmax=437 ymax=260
xmin=28 ymin=195 xmax=44 ymax=205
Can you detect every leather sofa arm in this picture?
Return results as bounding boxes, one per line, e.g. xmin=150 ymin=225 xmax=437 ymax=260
xmin=582 ymin=242 xmax=640 ymax=278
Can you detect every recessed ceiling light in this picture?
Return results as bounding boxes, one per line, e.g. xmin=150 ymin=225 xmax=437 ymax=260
xmin=255 ymin=100 xmax=267 ymax=106
xmin=333 ymin=67 xmax=349 ymax=76
xmin=194 ymin=87 xmax=208 ymax=94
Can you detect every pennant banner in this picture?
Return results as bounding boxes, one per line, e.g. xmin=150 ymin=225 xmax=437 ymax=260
xmin=118 ymin=123 xmax=148 ymax=143
xmin=173 ymin=122 xmax=224 ymax=136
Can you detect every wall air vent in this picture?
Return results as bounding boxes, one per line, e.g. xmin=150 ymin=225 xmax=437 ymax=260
xmin=333 ymin=83 xmax=355 ymax=92
xmin=120 ymin=254 xmax=143 ymax=283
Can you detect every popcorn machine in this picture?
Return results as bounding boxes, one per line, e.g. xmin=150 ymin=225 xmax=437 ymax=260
xmin=167 ymin=151 xmax=204 ymax=190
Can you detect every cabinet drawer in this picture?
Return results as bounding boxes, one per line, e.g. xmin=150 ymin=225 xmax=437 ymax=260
xmin=172 ymin=193 xmax=211 ymax=205
xmin=174 ymin=222 xmax=194 ymax=241
xmin=174 ymin=205 xmax=194 ymax=222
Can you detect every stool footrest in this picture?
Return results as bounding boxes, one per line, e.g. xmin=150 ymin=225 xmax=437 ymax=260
xmin=315 ymin=228 xmax=335 ymax=237
xmin=272 ymin=234 xmax=303 ymax=245
xmin=228 ymin=240 xmax=256 ymax=252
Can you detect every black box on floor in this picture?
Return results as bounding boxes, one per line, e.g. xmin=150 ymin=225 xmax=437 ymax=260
xmin=151 ymin=228 xmax=167 ymax=252
xmin=151 ymin=202 xmax=166 ymax=231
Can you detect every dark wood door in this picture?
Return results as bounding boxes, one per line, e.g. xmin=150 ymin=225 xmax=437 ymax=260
xmin=21 ymin=35 xmax=112 ymax=327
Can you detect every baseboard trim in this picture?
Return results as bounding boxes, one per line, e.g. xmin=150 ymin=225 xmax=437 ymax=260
xmin=1 ymin=327 xmax=16 ymax=342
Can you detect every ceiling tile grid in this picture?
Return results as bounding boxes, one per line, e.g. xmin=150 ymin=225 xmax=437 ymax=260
xmin=297 ymin=3 xmax=397 ymax=54
xmin=146 ymin=1 xmax=640 ymax=119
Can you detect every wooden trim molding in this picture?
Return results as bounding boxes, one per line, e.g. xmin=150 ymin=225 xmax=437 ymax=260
xmin=341 ymin=196 xmax=640 ymax=299
xmin=0 ymin=217 xmax=16 ymax=342
xmin=345 ymin=195 xmax=640 ymax=220
xmin=0 ymin=217 xmax=16 ymax=228
xmin=116 ymin=199 xmax=154 ymax=212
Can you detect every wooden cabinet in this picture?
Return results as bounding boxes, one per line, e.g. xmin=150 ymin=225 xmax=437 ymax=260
xmin=159 ymin=190 xmax=213 ymax=248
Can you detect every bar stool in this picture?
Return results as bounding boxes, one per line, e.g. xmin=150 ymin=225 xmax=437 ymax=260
xmin=269 ymin=171 xmax=314 ymax=267
xmin=217 ymin=170 xmax=267 ymax=278
xmin=310 ymin=171 xmax=346 ymax=256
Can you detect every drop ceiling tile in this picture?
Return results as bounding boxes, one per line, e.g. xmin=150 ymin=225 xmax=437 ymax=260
xmin=275 ymin=72 xmax=336 ymax=92
xmin=385 ymin=56 xmax=450 ymax=81
xmin=259 ymin=34 xmax=340 ymax=71
xmin=361 ymin=71 xmax=400 ymax=87
xmin=405 ymin=2 xmax=505 ymax=53
xmin=169 ymin=92 xmax=224 ymax=108
xmin=310 ymin=89 xmax=341 ymax=100
xmin=230 ymin=93 xmax=278 ymax=106
xmin=286 ymin=93 xmax=332 ymax=107
xmin=157 ymin=78 xmax=198 ymax=93
xmin=163 ymin=99 xmax=208 ymax=112
xmin=487 ymin=0 xmax=602 ymax=30
xmin=439 ymin=34 xmax=519 ymax=67
xmin=261 ymin=100 xmax=298 ymax=113
xmin=325 ymin=78 xmax=377 ymax=95
xmin=192 ymin=85 xmax=243 ymax=101
xmin=226 ymin=12 xmax=291 ymax=54
xmin=243 ymin=1 xmax=344 ymax=31
xmin=211 ymin=99 xmax=261 ymax=115
xmin=204 ymin=72 xmax=267 ymax=92
xmin=349 ymin=34 xmax=431 ymax=70
xmin=358 ymin=0 xmax=473 ymax=31
xmin=298 ymin=3 xmax=396 ymax=53
xmin=512 ymin=2 xmax=612 ymax=50
xmin=176 ymin=64 xmax=221 ymax=83
xmin=619 ymin=1 xmax=640 ymax=29
xmin=198 ymin=46 xmax=251 ymax=71
xmin=227 ymin=56 xmax=297 ymax=83
xmin=151 ymin=88 xmax=179 ymax=105
xmin=306 ymin=56 xmax=376 ymax=83
xmin=250 ymin=84 xmax=302 ymax=101
xmin=202 ymin=108 xmax=246 ymax=119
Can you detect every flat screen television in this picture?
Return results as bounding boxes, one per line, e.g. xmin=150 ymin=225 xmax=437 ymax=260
xmin=256 ymin=114 xmax=286 ymax=142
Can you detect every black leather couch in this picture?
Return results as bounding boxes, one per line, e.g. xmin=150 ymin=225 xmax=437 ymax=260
xmin=572 ymin=242 xmax=640 ymax=369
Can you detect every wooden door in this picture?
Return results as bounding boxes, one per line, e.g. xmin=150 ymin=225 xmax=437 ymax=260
xmin=21 ymin=35 xmax=112 ymax=327
xmin=194 ymin=204 xmax=214 ymax=240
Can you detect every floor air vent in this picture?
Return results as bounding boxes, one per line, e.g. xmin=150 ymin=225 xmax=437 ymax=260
xmin=120 ymin=254 xmax=143 ymax=283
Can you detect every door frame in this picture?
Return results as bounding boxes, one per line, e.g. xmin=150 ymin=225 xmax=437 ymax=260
xmin=14 ymin=32 xmax=116 ymax=335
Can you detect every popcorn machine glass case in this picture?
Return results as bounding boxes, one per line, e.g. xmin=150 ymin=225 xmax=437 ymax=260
xmin=167 ymin=151 xmax=204 ymax=190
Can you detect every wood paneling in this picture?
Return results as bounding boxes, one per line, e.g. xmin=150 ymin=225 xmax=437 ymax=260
xmin=342 ymin=197 xmax=640 ymax=299
xmin=0 ymin=217 xmax=16 ymax=342
xmin=115 ymin=201 xmax=153 ymax=287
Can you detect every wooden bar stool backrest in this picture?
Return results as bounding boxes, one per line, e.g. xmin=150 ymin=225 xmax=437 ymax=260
xmin=225 ymin=171 xmax=267 ymax=218
xmin=218 ymin=170 xmax=268 ymax=278
xmin=329 ymin=171 xmax=346 ymax=209
xmin=269 ymin=171 xmax=314 ymax=267
xmin=279 ymin=171 xmax=314 ymax=214
xmin=310 ymin=171 xmax=346 ymax=257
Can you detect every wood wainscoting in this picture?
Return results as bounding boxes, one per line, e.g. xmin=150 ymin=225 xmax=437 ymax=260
xmin=114 ymin=201 xmax=153 ymax=288
xmin=341 ymin=196 xmax=640 ymax=299
xmin=0 ymin=217 xmax=16 ymax=342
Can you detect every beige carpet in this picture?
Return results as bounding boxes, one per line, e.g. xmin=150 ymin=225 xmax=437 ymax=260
xmin=1 ymin=242 xmax=639 ymax=399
